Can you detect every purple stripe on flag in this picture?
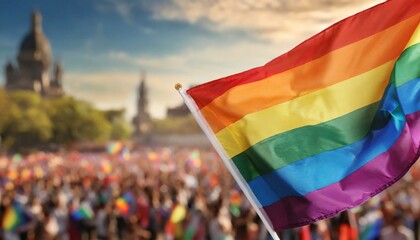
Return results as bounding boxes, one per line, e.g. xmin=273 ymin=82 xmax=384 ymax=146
xmin=264 ymin=110 xmax=420 ymax=231
xmin=407 ymin=113 xmax=420 ymax=145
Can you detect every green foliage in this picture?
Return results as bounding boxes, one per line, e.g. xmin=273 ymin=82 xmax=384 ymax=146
xmin=46 ymin=96 xmax=112 ymax=144
xmin=153 ymin=114 xmax=201 ymax=135
xmin=0 ymin=90 xmax=131 ymax=151
xmin=2 ymin=91 xmax=52 ymax=150
xmin=104 ymin=109 xmax=132 ymax=140
xmin=0 ymin=88 xmax=11 ymax=133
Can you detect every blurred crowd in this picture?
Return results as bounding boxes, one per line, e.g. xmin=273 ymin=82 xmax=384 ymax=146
xmin=0 ymin=146 xmax=419 ymax=240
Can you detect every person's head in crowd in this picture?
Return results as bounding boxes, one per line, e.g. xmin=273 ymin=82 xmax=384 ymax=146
xmin=390 ymin=211 xmax=405 ymax=230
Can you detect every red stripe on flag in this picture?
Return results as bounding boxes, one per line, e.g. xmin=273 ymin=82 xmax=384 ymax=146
xmin=187 ymin=0 xmax=420 ymax=109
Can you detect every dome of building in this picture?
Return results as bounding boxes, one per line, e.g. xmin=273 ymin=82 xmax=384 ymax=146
xmin=18 ymin=11 xmax=52 ymax=68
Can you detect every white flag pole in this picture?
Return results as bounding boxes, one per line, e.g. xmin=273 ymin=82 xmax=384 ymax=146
xmin=176 ymin=84 xmax=281 ymax=240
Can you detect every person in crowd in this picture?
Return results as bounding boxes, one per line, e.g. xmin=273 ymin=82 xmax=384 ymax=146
xmin=380 ymin=212 xmax=414 ymax=240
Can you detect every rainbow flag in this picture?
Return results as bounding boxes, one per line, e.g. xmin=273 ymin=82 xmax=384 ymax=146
xmin=115 ymin=193 xmax=135 ymax=216
xmin=183 ymin=0 xmax=420 ymax=230
xmin=2 ymin=203 xmax=28 ymax=231
xmin=229 ymin=190 xmax=243 ymax=217
xmin=71 ymin=204 xmax=94 ymax=221
xmin=164 ymin=204 xmax=187 ymax=238
xmin=187 ymin=149 xmax=202 ymax=169
xmin=115 ymin=198 xmax=130 ymax=215
xmin=106 ymin=141 xmax=124 ymax=155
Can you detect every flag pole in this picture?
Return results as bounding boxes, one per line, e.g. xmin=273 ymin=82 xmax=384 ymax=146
xmin=175 ymin=83 xmax=281 ymax=240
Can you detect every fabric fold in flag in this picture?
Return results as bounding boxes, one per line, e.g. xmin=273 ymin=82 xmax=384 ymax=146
xmin=183 ymin=0 xmax=420 ymax=231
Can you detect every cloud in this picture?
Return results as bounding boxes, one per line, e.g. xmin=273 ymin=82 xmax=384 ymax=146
xmin=96 ymin=0 xmax=384 ymax=43
xmin=108 ymin=51 xmax=187 ymax=71
xmin=71 ymin=0 xmax=387 ymax=119
xmin=91 ymin=40 xmax=289 ymax=119
xmin=95 ymin=0 xmax=384 ymax=43
xmin=107 ymin=38 xmax=291 ymax=76
xmin=64 ymin=71 xmax=139 ymax=117
xmin=145 ymin=0 xmax=384 ymax=43
xmin=69 ymin=39 xmax=286 ymax=119
xmin=94 ymin=0 xmax=138 ymax=23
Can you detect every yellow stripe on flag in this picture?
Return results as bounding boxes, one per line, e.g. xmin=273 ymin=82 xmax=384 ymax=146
xmin=405 ymin=21 xmax=420 ymax=49
xmin=216 ymin=61 xmax=395 ymax=158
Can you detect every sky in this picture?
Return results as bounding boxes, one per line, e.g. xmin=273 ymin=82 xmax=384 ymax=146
xmin=0 ymin=0 xmax=383 ymax=119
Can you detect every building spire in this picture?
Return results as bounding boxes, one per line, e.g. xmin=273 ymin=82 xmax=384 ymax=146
xmin=141 ymin=70 xmax=146 ymax=82
xmin=31 ymin=10 xmax=42 ymax=33
xmin=138 ymin=70 xmax=148 ymax=116
xmin=132 ymin=71 xmax=152 ymax=141
xmin=139 ymin=71 xmax=146 ymax=102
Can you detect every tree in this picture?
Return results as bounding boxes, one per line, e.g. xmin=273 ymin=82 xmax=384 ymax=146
xmin=153 ymin=114 xmax=201 ymax=135
xmin=2 ymin=91 xmax=52 ymax=151
xmin=0 ymin=88 xmax=11 ymax=151
xmin=0 ymin=90 xmax=127 ymax=151
xmin=46 ymin=96 xmax=112 ymax=144
xmin=104 ymin=109 xmax=132 ymax=140
xmin=0 ymin=88 xmax=11 ymax=133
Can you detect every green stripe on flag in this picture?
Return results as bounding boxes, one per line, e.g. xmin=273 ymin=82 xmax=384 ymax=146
xmin=233 ymin=102 xmax=379 ymax=182
xmin=394 ymin=43 xmax=420 ymax=86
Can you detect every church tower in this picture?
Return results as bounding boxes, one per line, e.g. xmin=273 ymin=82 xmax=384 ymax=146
xmin=132 ymin=72 xmax=152 ymax=140
xmin=4 ymin=10 xmax=64 ymax=97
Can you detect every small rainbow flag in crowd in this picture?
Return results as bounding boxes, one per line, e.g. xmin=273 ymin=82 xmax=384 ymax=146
xmin=181 ymin=0 xmax=420 ymax=231
xmin=229 ymin=190 xmax=243 ymax=217
xmin=115 ymin=197 xmax=130 ymax=215
xmin=187 ymin=149 xmax=202 ymax=169
xmin=359 ymin=219 xmax=383 ymax=240
xmin=71 ymin=204 xmax=94 ymax=220
xmin=2 ymin=203 xmax=28 ymax=231
xmin=230 ymin=191 xmax=242 ymax=206
xmin=169 ymin=204 xmax=186 ymax=223
xmin=165 ymin=204 xmax=187 ymax=238
xmin=115 ymin=193 xmax=134 ymax=215
xmin=106 ymin=141 xmax=124 ymax=155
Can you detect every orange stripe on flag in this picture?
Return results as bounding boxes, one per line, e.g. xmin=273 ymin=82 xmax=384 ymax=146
xmin=200 ymin=14 xmax=419 ymax=133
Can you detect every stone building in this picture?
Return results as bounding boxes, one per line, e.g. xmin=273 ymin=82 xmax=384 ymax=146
xmin=132 ymin=72 xmax=152 ymax=139
xmin=166 ymin=103 xmax=189 ymax=117
xmin=4 ymin=11 xmax=64 ymax=97
xmin=166 ymin=85 xmax=192 ymax=118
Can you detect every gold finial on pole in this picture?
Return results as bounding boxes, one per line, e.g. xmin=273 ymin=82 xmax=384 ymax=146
xmin=174 ymin=83 xmax=183 ymax=91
